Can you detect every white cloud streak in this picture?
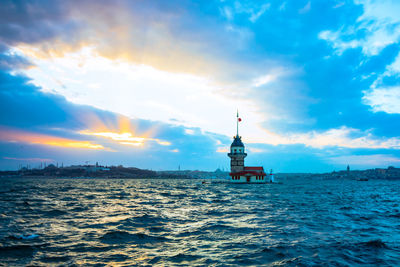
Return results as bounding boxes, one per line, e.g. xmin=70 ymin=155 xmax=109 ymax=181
xmin=363 ymin=86 xmax=400 ymax=114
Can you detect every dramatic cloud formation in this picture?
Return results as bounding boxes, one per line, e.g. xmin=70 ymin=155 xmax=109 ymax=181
xmin=1 ymin=0 xmax=400 ymax=171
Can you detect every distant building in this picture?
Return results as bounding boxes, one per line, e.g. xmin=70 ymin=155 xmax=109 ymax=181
xmin=65 ymin=164 xmax=110 ymax=172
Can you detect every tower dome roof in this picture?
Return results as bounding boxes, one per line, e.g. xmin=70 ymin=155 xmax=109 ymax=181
xmin=231 ymin=135 xmax=244 ymax=147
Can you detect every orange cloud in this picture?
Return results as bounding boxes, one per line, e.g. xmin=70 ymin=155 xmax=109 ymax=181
xmin=216 ymin=147 xmax=229 ymax=153
xmin=80 ymin=130 xmax=171 ymax=147
xmin=0 ymin=127 xmax=104 ymax=150
xmin=74 ymin=112 xmax=171 ymax=148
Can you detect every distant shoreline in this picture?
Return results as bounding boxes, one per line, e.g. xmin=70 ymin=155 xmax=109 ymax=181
xmin=0 ymin=175 xmax=194 ymax=180
xmin=1 ymin=165 xmax=399 ymax=180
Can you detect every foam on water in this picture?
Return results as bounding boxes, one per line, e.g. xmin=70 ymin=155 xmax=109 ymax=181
xmin=0 ymin=178 xmax=400 ymax=266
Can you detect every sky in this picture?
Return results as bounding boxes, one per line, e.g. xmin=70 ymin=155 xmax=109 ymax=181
xmin=1 ymin=0 xmax=400 ymax=172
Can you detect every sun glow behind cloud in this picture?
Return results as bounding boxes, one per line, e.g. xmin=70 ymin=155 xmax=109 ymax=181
xmin=0 ymin=107 xmax=173 ymax=151
xmin=80 ymin=130 xmax=171 ymax=147
xmin=76 ymin=112 xmax=172 ymax=149
xmin=16 ymin=46 xmax=268 ymax=141
xmin=0 ymin=127 xmax=104 ymax=150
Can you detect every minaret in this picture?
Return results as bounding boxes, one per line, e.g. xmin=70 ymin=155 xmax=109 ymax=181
xmin=228 ymin=111 xmax=247 ymax=173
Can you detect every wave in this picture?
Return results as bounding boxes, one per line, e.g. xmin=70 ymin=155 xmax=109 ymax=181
xmin=100 ymin=230 xmax=169 ymax=244
xmin=70 ymin=206 xmax=88 ymax=212
xmin=201 ymin=223 xmax=255 ymax=234
xmin=0 ymin=244 xmax=35 ymax=255
xmin=8 ymin=234 xmax=39 ymax=240
xmin=40 ymin=255 xmax=71 ymax=263
xmin=0 ymin=243 xmax=46 ymax=258
xmin=119 ymin=214 xmax=167 ymax=227
xmin=43 ymin=209 xmax=68 ymax=217
xmin=167 ymin=253 xmax=202 ymax=263
xmin=361 ymin=239 xmax=388 ymax=249
xmin=1 ymin=178 xmax=399 ymax=266
xmin=261 ymin=246 xmax=287 ymax=259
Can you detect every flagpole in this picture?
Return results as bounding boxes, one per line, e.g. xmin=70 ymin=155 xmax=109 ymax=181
xmin=236 ymin=110 xmax=239 ymax=137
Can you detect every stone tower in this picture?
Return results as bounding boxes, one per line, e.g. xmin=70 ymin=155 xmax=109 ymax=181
xmin=227 ymin=111 xmax=247 ymax=172
xmin=228 ymin=135 xmax=247 ymax=172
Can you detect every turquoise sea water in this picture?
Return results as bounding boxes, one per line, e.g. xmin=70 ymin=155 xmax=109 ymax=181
xmin=1 ymin=178 xmax=400 ymax=266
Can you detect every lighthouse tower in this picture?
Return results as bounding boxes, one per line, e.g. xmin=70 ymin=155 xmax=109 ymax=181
xmin=228 ymin=136 xmax=247 ymax=172
xmin=228 ymin=111 xmax=247 ymax=172
xmin=228 ymin=111 xmax=267 ymax=183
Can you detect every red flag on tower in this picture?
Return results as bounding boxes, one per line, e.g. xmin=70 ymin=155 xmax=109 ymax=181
xmin=236 ymin=110 xmax=241 ymax=137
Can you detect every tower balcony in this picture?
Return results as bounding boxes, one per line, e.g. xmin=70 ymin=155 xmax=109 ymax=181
xmin=228 ymin=152 xmax=247 ymax=157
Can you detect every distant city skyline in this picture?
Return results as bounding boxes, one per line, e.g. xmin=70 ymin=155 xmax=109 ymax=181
xmin=1 ymin=0 xmax=400 ymax=172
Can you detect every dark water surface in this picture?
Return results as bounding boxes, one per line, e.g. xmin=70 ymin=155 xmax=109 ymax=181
xmin=1 ymin=178 xmax=400 ymax=266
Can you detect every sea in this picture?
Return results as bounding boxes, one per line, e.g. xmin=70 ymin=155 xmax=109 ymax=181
xmin=1 ymin=177 xmax=400 ymax=266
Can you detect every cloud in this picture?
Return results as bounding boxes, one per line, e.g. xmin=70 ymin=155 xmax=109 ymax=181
xmin=252 ymin=73 xmax=277 ymax=87
xmin=4 ymin=1 xmax=260 ymax=83
xmin=217 ymin=147 xmax=229 ymax=153
xmin=220 ymin=2 xmax=271 ymax=23
xmin=246 ymin=126 xmax=400 ymax=150
xmin=0 ymin=47 xmax=32 ymax=70
xmin=333 ymin=2 xmax=345 ymax=9
xmin=320 ymin=1 xmax=400 ymax=56
xmin=0 ymin=0 xmax=78 ymax=46
xmin=0 ymin=127 xmax=105 ymax=150
xmin=17 ymin=47 xmax=249 ymax=138
xmin=80 ymin=130 xmax=171 ymax=147
xmin=0 ymin=0 xmax=369 ymax=137
xmin=289 ymin=127 xmax=400 ymax=149
xmin=299 ymin=1 xmax=311 ymax=14
xmin=363 ymin=86 xmax=400 ymax=114
xmin=249 ymin=3 xmax=271 ymax=22
xmin=8 ymin=2 xmax=399 ymax=140
xmin=0 ymin=1 xmax=313 ymax=133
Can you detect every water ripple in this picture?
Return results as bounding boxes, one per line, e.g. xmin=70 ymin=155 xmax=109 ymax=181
xmin=1 ymin=178 xmax=400 ymax=266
